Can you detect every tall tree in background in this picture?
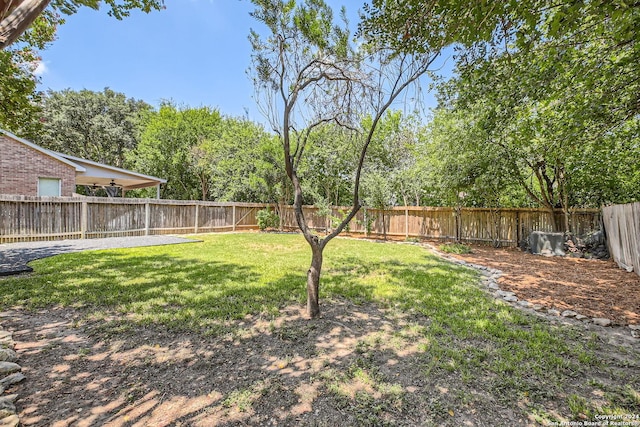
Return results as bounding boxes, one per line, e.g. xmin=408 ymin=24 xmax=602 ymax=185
xmin=297 ymin=123 xmax=357 ymax=207
xmin=0 ymin=6 xmax=59 ymax=136
xmin=37 ymin=88 xmax=152 ymax=167
xmin=193 ymin=116 xmax=287 ymax=203
xmin=132 ymin=103 xmax=223 ymax=201
xmin=0 ymin=48 xmax=42 ymax=137
xmin=362 ymin=0 xmax=640 ymax=231
xmin=132 ymin=103 xmax=284 ymax=202
xmin=1 ymin=0 xmax=163 ymax=139
xmin=250 ymin=0 xmax=438 ymax=317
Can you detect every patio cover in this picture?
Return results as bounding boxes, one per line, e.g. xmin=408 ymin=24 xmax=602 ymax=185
xmin=53 ymin=152 xmax=167 ymax=197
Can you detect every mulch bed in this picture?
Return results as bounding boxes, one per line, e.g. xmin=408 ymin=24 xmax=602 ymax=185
xmin=444 ymin=244 xmax=640 ymax=326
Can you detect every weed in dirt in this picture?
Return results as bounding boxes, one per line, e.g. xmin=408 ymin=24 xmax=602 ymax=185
xmin=223 ymin=388 xmax=255 ymax=412
xmin=567 ymin=394 xmax=590 ymax=419
xmin=326 ymin=356 xmax=404 ymax=427
xmin=438 ymin=242 xmax=472 ymax=254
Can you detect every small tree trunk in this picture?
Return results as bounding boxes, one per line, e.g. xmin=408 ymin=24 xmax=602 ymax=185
xmin=306 ymin=242 xmax=323 ymax=318
xmin=562 ymin=186 xmax=570 ymax=234
xmin=546 ymin=206 xmax=561 ymax=232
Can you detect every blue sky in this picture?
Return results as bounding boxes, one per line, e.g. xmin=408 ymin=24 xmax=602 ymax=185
xmin=37 ymin=1 xmax=451 ymax=122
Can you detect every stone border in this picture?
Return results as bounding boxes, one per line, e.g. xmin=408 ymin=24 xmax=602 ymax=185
xmin=421 ymin=242 xmax=640 ymax=342
xmin=0 ymin=323 xmax=24 ymax=427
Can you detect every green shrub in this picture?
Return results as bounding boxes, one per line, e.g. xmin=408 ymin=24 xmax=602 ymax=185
xmin=439 ymin=242 xmax=472 ymax=254
xmin=256 ymin=208 xmax=279 ymax=230
xmin=330 ymin=210 xmax=351 ymax=233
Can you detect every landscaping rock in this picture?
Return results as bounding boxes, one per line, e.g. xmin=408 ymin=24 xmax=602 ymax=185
xmin=592 ymin=318 xmax=612 ymax=327
xmin=488 ymin=283 xmax=500 ymax=290
xmin=547 ymin=309 xmax=561 ymax=316
xmin=517 ymin=300 xmax=530 ymax=308
xmin=0 ymin=325 xmax=20 ymax=427
xmin=0 ymin=373 xmax=24 ymax=388
xmin=0 ymin=364 xmax=20 ymax=376
xmin=532 ymin=304 xmax=544 ymax=311
xmin=0 ymin=415 xmax=18 ymax=427
xmin=561 ymin=310 xmax=578 ymax=318
xmin=504 ymin=295 xmax=519 ymax=302
xmin=0 ymin=398 xmax=15 ymax=419
xmin=575 ymin=315 xmax=588 ymax=321
xmin=0 ymin=350 xmax=16 ymax=363
xmin=497 ymin=290 xmax=515 ymax=297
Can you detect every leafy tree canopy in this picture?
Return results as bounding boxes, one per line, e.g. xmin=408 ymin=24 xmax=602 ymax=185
xmin=132 ymin=102 xmax=285 ymax=202
xmin=361 ymin=0 xmax=640 ymax=229
xmin=37 ymin=87 xmax=152 ymax=167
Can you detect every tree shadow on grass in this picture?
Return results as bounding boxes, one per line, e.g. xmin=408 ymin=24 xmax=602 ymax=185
xmin=0 ymin=250 xmax=306 ymax=328
xmin=2 ymin=245 xmax=637 ymax=426
xmin=6 ymin=293 xmax=636 ymax=427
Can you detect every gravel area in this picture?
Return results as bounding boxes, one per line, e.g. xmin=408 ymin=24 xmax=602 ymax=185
xmin=0 ymin=236 xmax=199 ymax=276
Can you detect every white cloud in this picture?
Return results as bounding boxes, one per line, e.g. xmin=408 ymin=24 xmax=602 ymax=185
xmin=33 ymin=61 xmax=48 ymax=76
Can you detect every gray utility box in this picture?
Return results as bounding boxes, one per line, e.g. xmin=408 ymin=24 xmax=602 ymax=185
xmin=529 ymin=231 xmax=566 ymax=257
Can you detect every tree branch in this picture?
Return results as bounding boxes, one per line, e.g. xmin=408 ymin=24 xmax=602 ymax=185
xmin=0 ymin=0 xmax=51 ymax=49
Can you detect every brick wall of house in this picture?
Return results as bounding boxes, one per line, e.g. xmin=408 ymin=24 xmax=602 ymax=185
xmin=0 ymin=135 xmax=76 ymax=196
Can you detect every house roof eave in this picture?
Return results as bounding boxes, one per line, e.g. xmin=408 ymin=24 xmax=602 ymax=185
xmin=0 ymin=129 xmax=86 ymax=172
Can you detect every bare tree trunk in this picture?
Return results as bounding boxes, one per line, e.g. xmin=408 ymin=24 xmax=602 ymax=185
xmin=200 ymin=175 xmax=208 ymax=201
xmin=545 ymin=206 xmax=560 ymax=232
xmin=306 ymin=242 xmax=322 ymax=318
xmin=0 ymin=0 xmax=51 ymax=49
xmin=559 ymin=168 xmax=570 ymax=233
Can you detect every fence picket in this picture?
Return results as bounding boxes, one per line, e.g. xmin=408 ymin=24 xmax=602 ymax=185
xmin=0 ymin=195 xmax=601 ymax=246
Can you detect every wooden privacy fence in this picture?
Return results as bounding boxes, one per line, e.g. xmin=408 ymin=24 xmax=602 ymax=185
xmin=0 ymin=196 xmax=262 ymax=243
xmin=279 ymin=205 xmax=600 ymax=246
xmin=0 ymin=196 xmax=601 ymax=246
xmin=602 ymin=202 xmax=640 ymax=277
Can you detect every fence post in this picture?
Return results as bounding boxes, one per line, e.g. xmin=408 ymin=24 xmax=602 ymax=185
xmin=405 ymin=207 xmax=409 ymax=239
xmin=81 ymin=201 xmax=87 ymax=239
xmin=144 ymin=202 xmax=150 ymax=236
xmin=194 ymin=203 xmax=199 ymax=234
xmin=232 ymin=204 xmax=236 ymax=231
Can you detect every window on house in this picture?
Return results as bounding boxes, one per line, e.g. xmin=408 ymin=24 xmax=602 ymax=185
xmin=38 ymin=178 xmax=62 ymax=196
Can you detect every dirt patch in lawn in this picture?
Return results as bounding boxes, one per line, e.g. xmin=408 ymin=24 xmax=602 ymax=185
xmin=438 ymin=244 xmax=640 ymax=326
xmin=1 ymin=303 xmax=494 ymax=427
xmin=2 ymin=297 xmax=639 ymax=427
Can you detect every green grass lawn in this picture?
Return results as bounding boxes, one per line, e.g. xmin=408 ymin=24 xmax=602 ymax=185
xmin=0 ymin=233 xmax=637 ymax=423
xmin=0 ymin=233 xmax=481 ymax=330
